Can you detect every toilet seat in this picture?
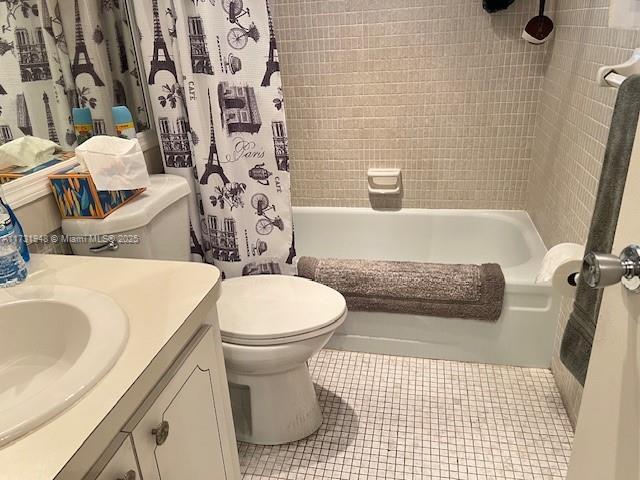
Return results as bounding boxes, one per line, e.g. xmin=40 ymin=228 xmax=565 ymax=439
xmin=217 ymin=275 xmax=347 ymax=346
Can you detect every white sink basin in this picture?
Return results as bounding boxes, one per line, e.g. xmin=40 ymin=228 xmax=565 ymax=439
xmin=0 ymin=285 xmax=128 ymax=447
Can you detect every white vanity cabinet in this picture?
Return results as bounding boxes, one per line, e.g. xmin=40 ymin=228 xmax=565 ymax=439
xmin=128 ymin=327 xmax=234 ymax=479
xmin=95 ymin=436 xmax=140 ymax=480
xmin=86 ymin=326 xmax=240 ymax=480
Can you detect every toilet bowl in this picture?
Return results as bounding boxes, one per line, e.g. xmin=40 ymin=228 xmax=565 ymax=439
xmin=217 ymin=275 xmax=347 ymax=445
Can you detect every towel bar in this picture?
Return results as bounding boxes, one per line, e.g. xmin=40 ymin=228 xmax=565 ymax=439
xmin=597 ymin=49 xmax=640 ymax=88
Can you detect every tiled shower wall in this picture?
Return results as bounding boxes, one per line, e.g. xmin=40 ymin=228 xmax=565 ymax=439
xmin=527 ymin=1 xmax=640 ymax=427
xmin=270 ymin=0 xmax=546 ymax=208
xmin=270 ymin=0 xmax=640 ymax=429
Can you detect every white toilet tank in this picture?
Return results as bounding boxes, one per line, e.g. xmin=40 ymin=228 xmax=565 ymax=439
xmin=61 ymin=174 xmax=191 ymax=261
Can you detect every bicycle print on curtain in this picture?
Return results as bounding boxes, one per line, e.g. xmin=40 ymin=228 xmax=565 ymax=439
xmin=134 ymin=0 xmax=294 ymax=279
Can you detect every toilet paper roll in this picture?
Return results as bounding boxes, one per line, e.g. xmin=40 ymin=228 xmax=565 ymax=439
xmin=550 ymin=258 xmax=584 ymax=297
xmin=536 ymin=243 xmax=584 ymax=297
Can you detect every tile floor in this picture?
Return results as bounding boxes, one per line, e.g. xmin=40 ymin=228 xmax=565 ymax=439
xmin=238 ymin=349 xmax=573 ymax=480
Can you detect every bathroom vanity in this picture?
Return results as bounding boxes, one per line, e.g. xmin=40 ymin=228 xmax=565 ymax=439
xmin=0 ymin=254 xmax=240 ymax=480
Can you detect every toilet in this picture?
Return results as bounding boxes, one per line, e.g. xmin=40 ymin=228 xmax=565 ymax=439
xmin=217 ymin=275 xmax=347 ymax=445
xmin=61 ymin=173 xmax=347 ymax=445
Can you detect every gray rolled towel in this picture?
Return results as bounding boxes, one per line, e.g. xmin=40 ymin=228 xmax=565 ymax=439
xmin=297 ymin=257 xmax=505 ymax=322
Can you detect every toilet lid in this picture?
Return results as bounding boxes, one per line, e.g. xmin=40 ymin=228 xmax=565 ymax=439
xmin=217 ymin=275 xmax=347 ymax=343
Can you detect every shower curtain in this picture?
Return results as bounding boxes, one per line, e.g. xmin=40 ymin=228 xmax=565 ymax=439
xmin=0 ymin=0 xmax=149 ymax=149
xmin=133 ymin=0 xmax=294 ymax=278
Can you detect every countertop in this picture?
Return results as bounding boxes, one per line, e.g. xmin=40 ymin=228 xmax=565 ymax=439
xmin=0 ymin=254 xmax=221 ymax=480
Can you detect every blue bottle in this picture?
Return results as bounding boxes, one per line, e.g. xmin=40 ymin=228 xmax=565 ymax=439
xmin=72 ymin=107 xmax=94 ymax=145
xmin=0 ymin=198 xmax=29 ymax=264
xmin=0 ymin=202 xmax=27 ymax=287
xmin=112 ymin=106 xmax=137 ymax=139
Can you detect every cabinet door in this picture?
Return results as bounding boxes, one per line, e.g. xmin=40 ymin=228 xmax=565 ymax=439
xmin=95 ymin=436 xmax=140 ymax=480
xmin=130 ymin=327 xmax=238 ymax=480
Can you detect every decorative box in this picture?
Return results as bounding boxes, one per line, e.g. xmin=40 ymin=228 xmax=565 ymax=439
xmin=0 ymin=159 xmax=60 ymax=184
xmin=49 ymin=172 xmax=145 ymax=219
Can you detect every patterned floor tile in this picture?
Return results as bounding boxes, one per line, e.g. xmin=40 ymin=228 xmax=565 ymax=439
xmin=238 ymin=349 xmax=573 ymax=479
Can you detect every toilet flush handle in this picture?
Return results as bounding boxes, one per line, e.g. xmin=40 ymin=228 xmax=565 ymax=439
xmin=89 ymin=239 xmax=119 ymax=254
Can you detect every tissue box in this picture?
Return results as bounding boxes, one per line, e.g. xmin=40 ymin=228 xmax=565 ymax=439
xmin=0 ymin=152 xmax=75 ymax=184
xmin=0 ymin=160 xmax=59 ymax=184
xmin=49 ymin=172 xmax=145 ymax=219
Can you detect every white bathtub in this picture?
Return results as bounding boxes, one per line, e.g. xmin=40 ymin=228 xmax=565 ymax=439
xmin=292 ymin=207 xmax=558 ymax=368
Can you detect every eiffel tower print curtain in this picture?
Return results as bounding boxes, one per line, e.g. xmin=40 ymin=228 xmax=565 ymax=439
xmin=133 ymin=0 xmax=294 ymax=278
xmin=0 ymin=0 xmax=148 ymax=149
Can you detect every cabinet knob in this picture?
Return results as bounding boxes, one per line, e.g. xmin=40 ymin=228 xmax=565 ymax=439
xmin=151 ymin=420 xmax=170 ymax=445
xmin=116 ymin=470 xmax=136 ymax=480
